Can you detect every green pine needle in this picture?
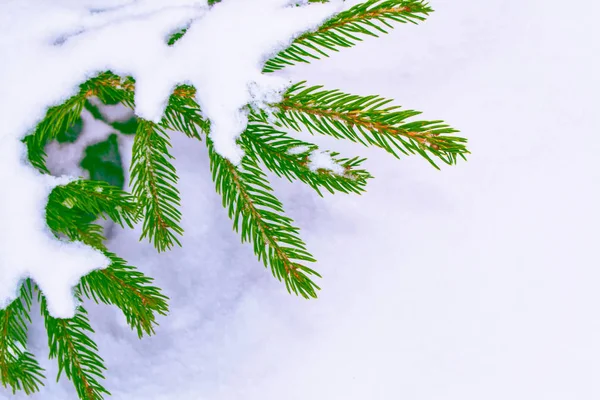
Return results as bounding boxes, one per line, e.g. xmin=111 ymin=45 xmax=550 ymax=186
xmin=47 ymin=180 xmax=140 ymax=232
xmin=207 ymin=138 xmax=321 ymax=298
xmin=263 ymin=0 xmax=433 ymax=72
xmin=0 ymin=280 xmax=45 ymax=395
xmin=30 ymin=95 xmax=87 ymax=147
xmin=242 ymin=117 xmax=372 ymax=196
xmin=45 ymin=181 xmax=169 ymax=340
xmin=81 ymin=73 xmax=135 ymax=109
xmin=79 ymin=253 xmax=169 ymax=338
xmin=162 ymin=85 xmax=209 ymax=140
xmin=130 ymin=120 xmax=184 ymax=252
xmin=39 ymin=292 xmax=110 ymax=400
xmin=269 ymin=81 xmax=468 ymax=169
xmin=22 ymin=134 xmax=51 ymax=174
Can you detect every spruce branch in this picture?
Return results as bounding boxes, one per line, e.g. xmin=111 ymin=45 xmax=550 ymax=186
xmin=30 ymin=94 xmax=87 ymax=147
xmin=46 ymin=218 xmax=168 ymax=339
xmin=0 ymin=280 xmax=45 ymax=395
xmin=47 ymin=180 xmax=140 ymax=230
xmin=167 ymin=28 xmax=189 ymax=46
xmin=48 ymin=211 xmax=107 ymax=254
xmin=80 ymin=74 xmax=205 ymax=253
xmin=25 ymin=90 xmax=87 ymax=172
xmin=269 ymin=82 xmax=468 ymax=168
xmin=23 ymin=70 xmax=197 ymax=254
xmin=23 ymin=72 xmax=135 ymax=173
xmin=46 ymin=185 xmax=169 ymax=339
xmin=207 ymin=138 xmax=321 ymax=298
xmin=39 ymin=292 xmax=109 ymax=400
xmin=22 ymin=134 xmax=51 ymax=174
xmin=130 ymin=120 xmax=183 ymax=252
xmin=242 ymin=118 xmax=372 ymax=196
xmin=263 ymin=0 xmax=432 ymax=72
xmin=45 ymin=183 xmax=111 ymax=252
xmin=80 ymin=73 xmax=135 ymax=109
xmin=162 ymin=85 xmax=209 ymax=140
xmin=79 ymin=253 xmax=169 ymax=339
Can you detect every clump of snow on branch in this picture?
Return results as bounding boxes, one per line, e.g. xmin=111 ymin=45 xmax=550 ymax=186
xmin=287 ymin=145 xmax=312 ymax=155
xmin=288 ymin=146 xmax=346 ymax=174
xmin=307 ymin=151 xmax=346 ymax=174
xmin=0 ymin=0 xmax=341 ymax=318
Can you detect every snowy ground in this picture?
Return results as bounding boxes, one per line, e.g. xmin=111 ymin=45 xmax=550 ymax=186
xmin=4 ymin=0 xmax=600 ymax=398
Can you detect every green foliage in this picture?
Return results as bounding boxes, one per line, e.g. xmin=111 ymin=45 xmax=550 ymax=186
xmin=242 ymin=117 xmax=372 ymax=196
xmin=81 ymin=134 xmax=126 ymax=189
xmin=2 ymin=2 xmax=469 ymax=398
xmin=56 ymin=117 xmax=84 ymax=144
xmin=130 ymin=120 xmax=183 ymax=252
xmin=46 ymin=183 xmax=168 ymax=339
xmin=46 ymin=180 xmax=139 ymax=232
xmin=39 ymin=293 xmax=109 ymax=400
xmin=0 ymin=281 xmax=45 ymax=395
xmin=22 ymin=92 xmax=87 ymax=174
xmin=84 ymin=100 xmax=105 ymax=121
xmin=110 ymin=117 xmax=138 ymax=135
xmin=81 ymin=73 xmax=135 ymax=109
xmin=267 ymin=81 xmax=468 ymax=168
xmin=208 ymin=137 xmax=321 ymax=297
xmin=263 ymin=0 xmax=432 ymax=72
xmin=162 ymin=86 xmax=208 ymax=140
xmin=167 ymin=28 xmax=188 ymax=46
xmin=40 ymin=179 xmax=168 ymax=399
xmin=31 ymin=94 xmax=87 ymax=148
xmin=22 ymin=135 xmax=50 ymax=174
xmin=79 ymin=253 xmax=169 ymax=338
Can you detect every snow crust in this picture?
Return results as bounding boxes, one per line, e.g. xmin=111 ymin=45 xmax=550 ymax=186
xmin=0 ymin=0 xmax=340 ymax=318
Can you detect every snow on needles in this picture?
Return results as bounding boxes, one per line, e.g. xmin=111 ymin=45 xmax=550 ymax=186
xmin=0 ymin=0 xmax=341 ymax=318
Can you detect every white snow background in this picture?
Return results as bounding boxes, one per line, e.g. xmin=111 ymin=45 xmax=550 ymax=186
xmin=4 ymin=0 xmax=600 ymax=398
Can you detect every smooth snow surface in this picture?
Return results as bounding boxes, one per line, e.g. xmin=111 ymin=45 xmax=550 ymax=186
xmin=4 ymin=0 xmax=600 ymax=398
xmin=0 ymin=0 xmax=339 ymax=318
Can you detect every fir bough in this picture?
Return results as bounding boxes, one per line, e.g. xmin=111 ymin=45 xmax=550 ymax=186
xmin=1 ymin=1 xmax=468 ymax=398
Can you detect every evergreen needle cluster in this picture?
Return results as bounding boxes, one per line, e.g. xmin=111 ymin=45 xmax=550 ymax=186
xmin=1 ymin=1 xmax=468 ymax=398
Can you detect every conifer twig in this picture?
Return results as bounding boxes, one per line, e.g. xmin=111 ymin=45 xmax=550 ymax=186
xmin=242 ymin=117 xmax=372 ymax=196
xmin=163 ymin=85 xmax=209 ymax=140
xmin=48 ymin=180 xmax=140 ymax=230
xmin=79 ymin=253 xmax=169 ymax=338
xmin=31 ymin=95 xmax=87 ymax=147
xmin=207 ymin=138 xmax=321 ymax=298
xmin=264 ymin=0 xmax=433 ymax=72
xmin=46 ymin=181 xmax=170 ymax=339
xmin=39 ymin=292 xmax=109 ymax=400
xmin=130 ymin=120 xmax=183 ymax=251
xmin=0 ymin=280 xmax=45 ymax=395
xmin=267 ymin=82 xmax=468 ymax=168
